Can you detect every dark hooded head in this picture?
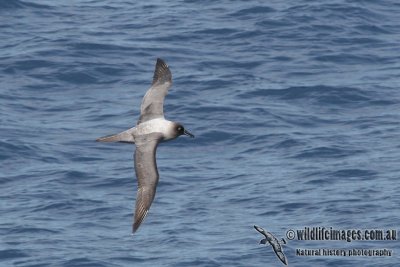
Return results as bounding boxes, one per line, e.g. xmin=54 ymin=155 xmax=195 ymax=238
xmin=175 ymin=123 xmax=194 ymax=138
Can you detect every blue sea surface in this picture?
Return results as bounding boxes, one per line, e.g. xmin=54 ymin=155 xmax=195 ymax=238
xmin=1 ymin=0 xmax=399 ymax=266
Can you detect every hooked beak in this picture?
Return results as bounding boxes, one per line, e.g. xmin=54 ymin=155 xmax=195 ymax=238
xmin=184 ymin=129 xmax=194 ymax=138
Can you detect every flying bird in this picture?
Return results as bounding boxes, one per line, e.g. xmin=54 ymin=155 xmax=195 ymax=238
xmin=97 ymin=58 xmax=194 ymax=233
xmin=254 ymin=225 xmax=288 ymax=265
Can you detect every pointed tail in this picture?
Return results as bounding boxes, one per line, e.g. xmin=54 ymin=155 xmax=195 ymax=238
xmin=96 ymin=128 xmax=135 ymax=143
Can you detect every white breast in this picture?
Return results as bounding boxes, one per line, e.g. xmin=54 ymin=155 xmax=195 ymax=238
xmin=135 ymin=118 xmax=176 ymax=141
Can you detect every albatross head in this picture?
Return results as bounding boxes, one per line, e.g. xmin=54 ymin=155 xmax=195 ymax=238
xmin=175 ymin=123 xmax=194 ymax=138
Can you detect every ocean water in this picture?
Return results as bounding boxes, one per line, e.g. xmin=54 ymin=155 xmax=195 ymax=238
xmin=1 ymin=0 xmax=399 ymax=266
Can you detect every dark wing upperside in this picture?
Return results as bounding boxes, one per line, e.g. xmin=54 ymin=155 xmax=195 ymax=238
xmin=132 ymin=133 xmax=163 ymax=233
xmin=254 ymin=225 xmax=268 ymax=238
xmin=271 ymin=244 xmax=288 ymax=265
xmin=255 ymin=225 xmax=287 ymax=265
xmin=137 ymin=58 xmax=172 ymax=125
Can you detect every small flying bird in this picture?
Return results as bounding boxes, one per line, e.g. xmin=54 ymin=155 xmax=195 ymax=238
xmin=97 ymin=58 xmax=194 ymax=233
xmin=254 ymin=225 xmax=288 ymax=265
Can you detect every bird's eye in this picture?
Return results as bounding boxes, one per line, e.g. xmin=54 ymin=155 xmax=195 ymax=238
xmin=177 ymin=127 xmax=182 ymax=131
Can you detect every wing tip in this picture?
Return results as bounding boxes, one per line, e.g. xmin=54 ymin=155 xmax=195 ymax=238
xmin=156 ymin=57 xmax=165 ymax=65
xmin=254 ymin=225 xmax=262 ymax=232
xmin=132 ymin=208 xmax=149 ymax=234
xmin=152 ymin=58 xmax=171 ymax=85
xmin=132 ymin=224 xmax=137 ymax=234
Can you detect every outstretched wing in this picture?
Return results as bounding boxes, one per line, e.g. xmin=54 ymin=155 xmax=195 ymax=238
xmin=137 ymin=58 xmax=172 ymax=125
xmin=255 ymin=225 xmax=288 ymax=265
xmin=271 ymin=245 xmax=288 ymax=265
xmin=132 ymin=133 xmax=163 ymax=233
xmin=254 ymin=225 xmax=267 ymax=238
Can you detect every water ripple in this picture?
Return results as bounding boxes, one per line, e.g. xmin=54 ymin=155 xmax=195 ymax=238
xmin=1 ymin=1 xmax=399 ymax=267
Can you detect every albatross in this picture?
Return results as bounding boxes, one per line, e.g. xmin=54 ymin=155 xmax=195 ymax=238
xmin=97 ymin=58 xmax=194 ymax=233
